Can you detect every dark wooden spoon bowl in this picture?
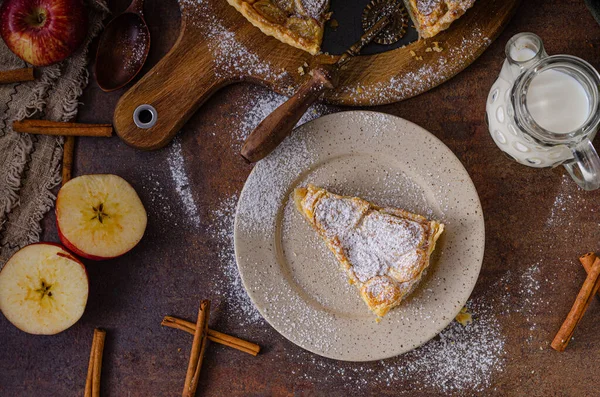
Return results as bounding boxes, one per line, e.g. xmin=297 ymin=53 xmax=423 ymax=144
xmin=94 ymin=0 xmax=150 ymax=92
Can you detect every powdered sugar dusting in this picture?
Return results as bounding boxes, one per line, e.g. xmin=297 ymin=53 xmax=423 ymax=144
xmin=416 ymin=0 xmax=475 ymax=16
xmin=297 ymin=0 xmax=329 ymax=20
xmin=209 ymin=194 xmax=264 ymax=326
xmin=331 ymin=28 xmax=491 ymax=104
xmin=312 ymin=193 xmax=429 ymax=284
xmin=237 ymin=126 xmax=318 ymax=233
xmin=276 ymin=296 xmax=505 ymax=394
xmin=180 ymin=0 xmax=288 ymax=81
xmin=199 ymin=104 xmax=504 ymax=392
xmin=544 ymin=173 xmax=596 ymax=228
xmin=179 ymin=0 xmax=488 ymax=104
xmin=519 ymin=263 xmax=542 ymax=344
xmin=209 ymin=180 xmax=505 ymax=392
xmin=392 ymin=298 xmax=504 ymax=393
xmin=231 ymin=89 xmax=333 ymax=145
xmin=209 ymin=30 xmax=288 ymax=80
xmin=167 ymin=137 xmax=201 ymax=228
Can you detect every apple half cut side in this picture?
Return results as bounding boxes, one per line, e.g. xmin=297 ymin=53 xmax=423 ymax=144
xmin=0 ymin=243 xmax=89 ymax=335
xmin=56 ymin=174 xmax=148 ymax=260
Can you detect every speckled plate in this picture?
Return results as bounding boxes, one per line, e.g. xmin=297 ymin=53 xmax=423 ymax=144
xmin=234 ymin=111 xmax=485 ymax=361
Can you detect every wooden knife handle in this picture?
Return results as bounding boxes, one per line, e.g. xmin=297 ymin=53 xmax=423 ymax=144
xmin=241 ymin=65 xmax=337 ymax=163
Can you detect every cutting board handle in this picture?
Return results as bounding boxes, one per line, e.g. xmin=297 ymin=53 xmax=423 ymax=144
xmin=113 ymin=27 xmax=226 ymax=150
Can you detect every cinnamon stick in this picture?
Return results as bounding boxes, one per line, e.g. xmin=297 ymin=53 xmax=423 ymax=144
xmin=161 ymin=316 xmax=260 ymax=356
xmin=0 ymin=68 xmax=34 ymax=84
xmin=85 ymin=329 xmax=106 ymax=397
xmin=62 ymin=136 xmax=75 ymax=185
xmin=183 ymin=300 xmax=210 ymax=397
xmin=92 ymin=330 xmax=106 ymax=397
xmin=12 ymin=119 xmax=113 ymax=137
xmin=84 ymin=331 xmax=97 ymax=397
xmin=579 ymin=252 xmax=597 ymax=274
xmin=579 ymin=252 xmax=600 ymax=298
xmin=551 ymin=257 xmax=600 ymax=351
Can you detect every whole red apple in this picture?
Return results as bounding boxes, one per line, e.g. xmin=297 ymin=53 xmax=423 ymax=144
xmin=0 ymin=0 xmax=88 ymax=66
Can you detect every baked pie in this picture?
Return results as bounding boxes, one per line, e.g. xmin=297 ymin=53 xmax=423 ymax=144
xmin=294 ymin=184 xmax=444 ymax=318
xmin=226 ymin=0 xmax=331 ymax=55
xmin=227 ymin=0 xmax=475 ymax=54
xmin=403 ymin=0 xmax=476 ymax=38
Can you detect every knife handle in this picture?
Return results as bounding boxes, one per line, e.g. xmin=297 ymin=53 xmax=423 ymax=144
xmin=240 ymin=64 xmax=337 ymax=163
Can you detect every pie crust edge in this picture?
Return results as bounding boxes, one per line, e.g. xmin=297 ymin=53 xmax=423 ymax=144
xmin=294 ymin=184 xmax=445 ymax=318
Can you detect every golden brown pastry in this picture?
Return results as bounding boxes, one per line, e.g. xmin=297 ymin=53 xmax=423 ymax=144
xmin=403 ymin=0 xmax=475 ymax=38
xmin=295 ymin=184 xmax=444 ymax=319
xmin=227 ymin=0 xmax=331 ymax=55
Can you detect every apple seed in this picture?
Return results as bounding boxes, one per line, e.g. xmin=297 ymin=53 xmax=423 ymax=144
xmin=91 ymin=203 xmax=110 ymax=224
xmin=34 ymin=279 xmax=53 ymax=299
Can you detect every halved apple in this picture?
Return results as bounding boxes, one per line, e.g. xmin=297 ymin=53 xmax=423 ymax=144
xmin=0 ymin=243 xmax=88 ymax=335
xmin=56 ymin=174 xmax=147 ymax=260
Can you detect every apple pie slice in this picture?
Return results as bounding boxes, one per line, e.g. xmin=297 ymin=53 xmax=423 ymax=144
xmin=403 ymin=0 xmax=476 ymax=38
xmin=295 ymin=184 xmax=444 ymax=318
xmin=226 ymin=0 xmax=331 ymax=55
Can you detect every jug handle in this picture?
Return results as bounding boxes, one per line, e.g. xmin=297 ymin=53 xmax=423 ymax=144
xmin=563 ymin=138 xmax=600 ymax=191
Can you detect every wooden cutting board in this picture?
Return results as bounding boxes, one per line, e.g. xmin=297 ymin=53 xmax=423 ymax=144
xmin=113 ymin=0 xmax=519 ymax=150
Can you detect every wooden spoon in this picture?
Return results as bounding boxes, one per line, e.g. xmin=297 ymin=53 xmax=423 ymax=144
xmin=94 ymin=0 xmax=150 ymax=92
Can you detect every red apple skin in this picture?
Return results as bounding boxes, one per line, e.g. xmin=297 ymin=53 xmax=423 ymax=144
xmin=55 ymin=174 xmax=147 ymax=261
xmin=56 ymin=221 xmax=111 ymax=261
xmin=0 ymin=242 xmax=89 ymax=287
xmin=0 ymin=0 xmax=88 ymax=66
xmin=0 ymin=242 xmax=89 ymax=335
xmin=56 ymin=217 xmax=134 ymax=261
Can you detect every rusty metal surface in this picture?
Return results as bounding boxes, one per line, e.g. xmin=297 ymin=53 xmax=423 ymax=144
xmin=2 ymin=0 xmax=600 ymax=395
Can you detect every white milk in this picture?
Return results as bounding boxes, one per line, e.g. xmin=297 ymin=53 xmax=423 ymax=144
xmin=488 ymin=32 xmax=600 ymax=190
xmin=525 ymin=69 xmax=590 ymax=133
xmin=486 ymin=45 xmax=574 ymax=168
xmin=510 ymin=46 xmax=536 ymax=62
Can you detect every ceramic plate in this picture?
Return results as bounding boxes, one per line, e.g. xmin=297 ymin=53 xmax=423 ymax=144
xmin=234 ymin=111 xmax=484 ymax=361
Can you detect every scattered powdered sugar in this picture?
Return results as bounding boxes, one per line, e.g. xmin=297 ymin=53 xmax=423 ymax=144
xmin=140 ymin=172 xmax=176 ymax=228
xmin=332 ymin=28 xmax=491 ymax=104
xmin=212 ymin=185 xmax=506 ymax=393
xmin=519 ymin=263 xmax=542 ymax=344
xmin=312 ymin=193 xmax=427 ymax=283
xmin=177 ymin=0 xmax=488 ymax=104
xmin=180 ymin=0 xmax=288 ymax=81
xmin=276 ymin=296 xmax=505 ymax=394
xmin=229 ymin=88 xmax=334 ymax=146
xmin=208 ymin=194 xmax=265 ymax=326
xmin=123 ymin=28 xmax=148 ymax=72
xmin=394 ymin=299 xmax=504 ymax=393
xmin=197 ymin=87 xmax=332 ymax=325
xmin=544 ymin=173 xmax=597 ymax=228
xmin=209 ymin=30 xmax=288 ymax=80
xmin=236 ymin=125 xmax=318 ymax=233
xmin=492 ymin=256 xmax=554 ymax=351
xmin=167 ymin=136 xmax=201 ymax=228
xmin=245 ymin=266 xmax=341 ymax=353
xmin=416 ymin=0 xmax=475 ymax=16
xmin=173 ymin=99 xmax=508 ymax=392
xmin=296 ymin=0 xmax=329 ymax=20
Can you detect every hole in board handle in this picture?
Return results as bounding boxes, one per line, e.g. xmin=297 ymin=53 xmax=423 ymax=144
xmin=133 ymin=104 xmax=157 ymax=129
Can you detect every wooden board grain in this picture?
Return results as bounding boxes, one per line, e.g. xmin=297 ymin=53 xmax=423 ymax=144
xmin=114 ymin=0 xmax=519 ymax=150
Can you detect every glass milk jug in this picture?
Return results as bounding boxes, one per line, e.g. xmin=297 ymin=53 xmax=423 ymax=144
xmin=487 ymin=33 xmax=600 ymax=190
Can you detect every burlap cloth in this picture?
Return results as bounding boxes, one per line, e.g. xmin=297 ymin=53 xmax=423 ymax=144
xmin=0 ymin=0 xmax=109 ymax=267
